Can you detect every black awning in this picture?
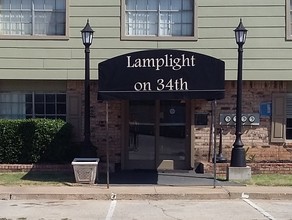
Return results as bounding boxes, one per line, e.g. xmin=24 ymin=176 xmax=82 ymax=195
xmin=98 ymin=49 xmax=225 ymax=100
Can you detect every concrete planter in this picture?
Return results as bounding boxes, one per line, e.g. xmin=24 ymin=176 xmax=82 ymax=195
xmin=71 ymin=158 xmax=99 ymax=184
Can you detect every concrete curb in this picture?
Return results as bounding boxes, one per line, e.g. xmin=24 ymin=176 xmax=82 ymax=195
xmin=1 ymin=185 xmax=292 ymax=201
xmin=1 ymin=192 xmax=292 ymax=201
xmin=230 ymin=193 xmax=292 ymax=200
xmin=1 ymin=193 xmax=230 ymax=200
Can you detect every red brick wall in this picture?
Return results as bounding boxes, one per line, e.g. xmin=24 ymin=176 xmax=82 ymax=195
xmin=193 ymin=81 xmax=292 ymax=163
xmin=0 ymin=164 xmax=72 ymax=172
xmin=66 ymin=80 xmax=292 ymax=170
xmin=1 ymin=163 xmax=292 ymax=174
xmin=67 ymin=81 xmax=122 ymax=170
xmin=203 ymin=162 xmax=292 ymax=175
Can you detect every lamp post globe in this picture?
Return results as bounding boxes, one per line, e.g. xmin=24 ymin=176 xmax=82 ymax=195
xmin=230 ymin=19 xmax=248 ymax=167
xmin=81 ymin=19 xmax=94 ymax=47
xmin=234 ymin=19 xmax=247 ymax=46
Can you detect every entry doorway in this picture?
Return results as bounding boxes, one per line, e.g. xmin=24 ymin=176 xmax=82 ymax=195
xmin=123 ymin=100 xmax=191 ymax=170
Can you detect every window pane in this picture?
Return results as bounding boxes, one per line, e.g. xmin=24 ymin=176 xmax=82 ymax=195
xmin=26 ymin=103 xmax=33 ymax=114
xmin=25 ymin=94 xmax=32 ymax=102
xmin=56 ymin=12 xmax=65 ymax=21
xmin=35 ymin=103 xmax=44 ymax=114
xmin=22 ymin=0 xmax=31 ymax=9
xmin=287 ymin=118 xmax=292 ymax=127
xmin=182 ymin=11 xmax=192 ymax=23
xmin=287 ymin=129 xmax=292 ymax=139
xmin=46 ymin=94 xmax=55 ymax=102
xmin=46 ymin=103 xmax=55 ymax=114
xmin=172 ymin=12 xmax=182 ymax=23
xmin=11 ymin=1 xmax=21 ymax=9
xmin=35 ymin=94 xmax=44 ymax=102
xmin=182 ymin=24 xmax=192 ymax=35
xmin=57 ymin=103 xmax=66 ymax=114
xmin=35 ymin=0 xmax=45 ymax=10
xmin=148 ymin=0 xmax=157 ymax=10
xmin=136 ymin=0 xmax=147 ymax=10
xmin=0 ymin=0 xmax=10 ymax=10
xmin=0 ymin=93 xmax=26 ymax=119
xmin=0 ymin=104 xmax=9 ymax=114
xmin=126 ymin=0 xmax=136 ymax=10
xmin=182 ymin=0 xmax=192 ymax=9
xmin=160 ymin=0 xmax=170 ymax=10
xmin=57 ymin=94 xmax=66 ymax=102
xmin=56 ymin=0 xmax=65 ymax=10
xmin=136 ymin=12 xmax=147 ymax=23
xmin=45 ymin=0 xmax=54 ymax=10
xmin=172 ymin=24 xmax=181 ymax=36
xmin=22 ymin=11 xmax=31 ymax=23
xmin=171 ymin=0 xmax=181 ymax=10
xmin=56 ymin=23 xmax=65 ymax=35
xmin=290 ymin=10 xmax=292 ymax=35
xmin=45 ymin=11 xmax=53 ymax=23
xmin=160 ymin=12 xmax=172 ymax=35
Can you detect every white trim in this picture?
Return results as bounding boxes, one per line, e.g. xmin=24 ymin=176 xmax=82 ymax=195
xmin=286 ymin=0 xmax=292 ymax=40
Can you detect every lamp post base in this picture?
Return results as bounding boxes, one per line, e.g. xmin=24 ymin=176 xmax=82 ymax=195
xmin=230 ymin=147 xmax=246 ymax=167
xmin=227 ymin=166 xmax=251 ymax=181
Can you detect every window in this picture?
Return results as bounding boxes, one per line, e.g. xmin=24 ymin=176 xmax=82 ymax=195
xmin=122 ymin=0 xmax=196 ymax=40
xmin=271 ymin=93 xmax=285 ymax=142
xmin=271 ymin=93 xmax=292 ymax=142
xmin=0 ymin=92 xmax=66 ymax=120
xmin=0 ymin=0 xmax=66 ymax=36
xmin=286 ymin=94 xmax=292 ymax=139
xmin=286 ymin=0 xmax=292 ymax=39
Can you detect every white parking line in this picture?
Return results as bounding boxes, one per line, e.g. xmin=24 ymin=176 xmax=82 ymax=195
xmin=105 ymin=200 xmax=117 ymax=220
xmin=243 ymin=198 xmax=276 ymax=220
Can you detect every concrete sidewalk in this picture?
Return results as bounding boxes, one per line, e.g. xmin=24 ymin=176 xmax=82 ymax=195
xmin=1 ymin=184 xmax=292 ymax=200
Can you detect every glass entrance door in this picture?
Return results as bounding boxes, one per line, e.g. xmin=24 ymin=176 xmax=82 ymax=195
xmin=125 ymin=100 xmax=188 ymax=170
xmin=158 ymin=100 xmax=186 ymax=169
xmin=127 ymin=100 xmax=156 ymax=169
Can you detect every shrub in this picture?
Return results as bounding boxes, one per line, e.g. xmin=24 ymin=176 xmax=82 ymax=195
xmin=0 ymin=119 xmax=75 ymax=164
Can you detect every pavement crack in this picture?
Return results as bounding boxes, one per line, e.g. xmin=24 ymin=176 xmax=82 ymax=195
xmin=149 ymin=201 xmax=183 ymax=220
xmin=221 ymin=186 xmax=231 ymax=198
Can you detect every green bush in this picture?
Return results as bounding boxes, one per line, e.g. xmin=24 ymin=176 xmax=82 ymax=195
xmin=0 ymin=119 xmax=76 ymax=164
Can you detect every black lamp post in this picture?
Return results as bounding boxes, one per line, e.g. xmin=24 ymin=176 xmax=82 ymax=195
xmin=230 ymin=19 xmax=248 ymax=167
xmin=81 ymin=19 xmax=96 ymax=157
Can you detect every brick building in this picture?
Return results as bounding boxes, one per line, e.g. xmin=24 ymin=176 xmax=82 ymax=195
xmin=0 ymin=0 xmax=292 ymax=172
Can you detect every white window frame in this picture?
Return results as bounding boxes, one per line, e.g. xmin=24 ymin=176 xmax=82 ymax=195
xmin=121 ymin=0 xmax=197 ymax=41
xmin=0 ymin=0 xmax=69 ymax=40
xmin=286 ymin=0 xmax=292 ymax=40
